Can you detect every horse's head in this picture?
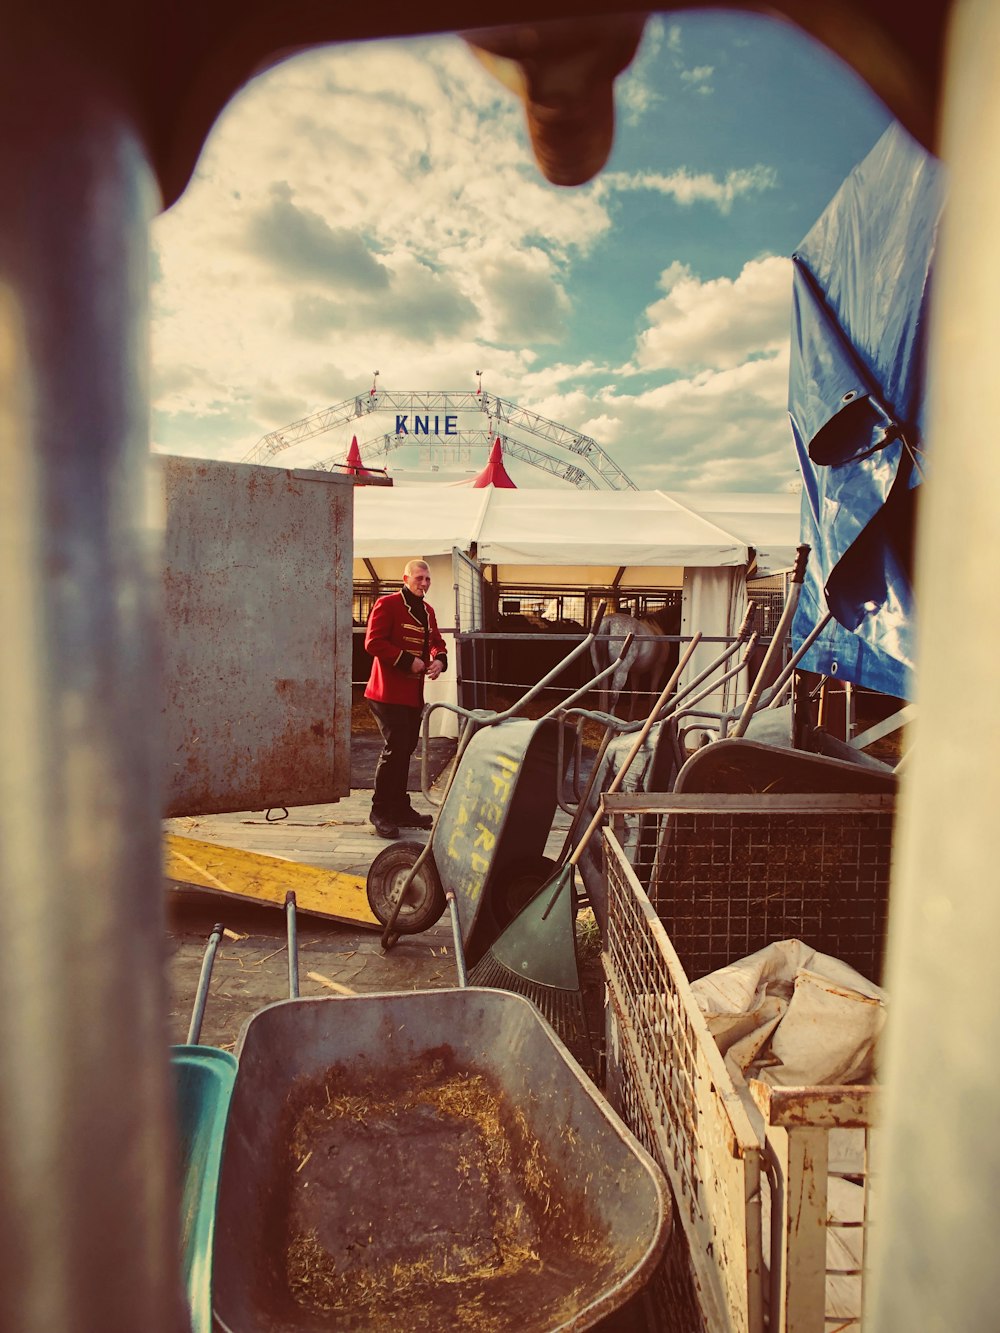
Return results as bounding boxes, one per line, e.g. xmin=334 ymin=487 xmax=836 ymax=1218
xmin=648 ymin=603 xmax=682 ymax=634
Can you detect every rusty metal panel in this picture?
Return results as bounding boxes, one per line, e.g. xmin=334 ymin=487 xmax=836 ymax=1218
xmin=160 ymin=457 xmax=353 ymax=815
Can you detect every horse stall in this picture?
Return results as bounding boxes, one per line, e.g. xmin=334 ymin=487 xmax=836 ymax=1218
xmin=351 ymin=486 xmax=801 ymax=733
xmin=477 ymin=588 xmax=684 ymax=723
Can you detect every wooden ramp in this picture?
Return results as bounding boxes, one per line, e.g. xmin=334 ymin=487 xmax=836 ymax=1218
xmin=164 ymin=834 xmax=380 ymax=929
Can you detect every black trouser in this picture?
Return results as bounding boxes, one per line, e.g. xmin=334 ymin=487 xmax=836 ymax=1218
xmin=368 ymin=700 xmax=423 ymax=819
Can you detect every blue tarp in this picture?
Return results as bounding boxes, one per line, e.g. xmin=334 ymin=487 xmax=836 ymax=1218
xmin=789 ymin=122 xmax=947 ymax=699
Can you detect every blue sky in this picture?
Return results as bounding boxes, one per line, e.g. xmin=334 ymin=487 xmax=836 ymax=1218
xmin=150 ymin=12 xmax=892 ymax=491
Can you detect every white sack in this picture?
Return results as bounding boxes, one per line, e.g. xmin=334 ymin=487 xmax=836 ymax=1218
xmin=690 ymin=938 xmax=887 ymax=1087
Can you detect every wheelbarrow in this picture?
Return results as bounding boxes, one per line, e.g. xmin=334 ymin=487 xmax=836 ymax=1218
xmin=365 ymin=606 xmax=637 ymax=966
xmin=211 ymin=898 xmax=672 ymax=1332
xmin=170 ymin=922 xmax=239 ymax=1333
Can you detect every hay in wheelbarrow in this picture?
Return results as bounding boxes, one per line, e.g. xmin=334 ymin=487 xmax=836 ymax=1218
xmin=212 ymin=988 xmax=670 ymax=1332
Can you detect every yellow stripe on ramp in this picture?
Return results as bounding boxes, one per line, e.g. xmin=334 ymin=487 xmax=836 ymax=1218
xmin=164 ymin=834 xmax=380 ymax=929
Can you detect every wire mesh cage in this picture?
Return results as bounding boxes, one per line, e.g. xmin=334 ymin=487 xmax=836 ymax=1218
xmin=603 ymin=831 xmax=764 ymax=1333
xmin=745 ymin=573 xmax=789 ymax=641
xmin=612 ymin=792 xmax=893 ymax=984
xmin=601 ymin=791 xmax=894 ymax=1333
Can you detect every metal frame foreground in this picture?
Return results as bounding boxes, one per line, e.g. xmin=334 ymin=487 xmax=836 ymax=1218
xmin=0 ymin=5 xmax=998 ymax=1332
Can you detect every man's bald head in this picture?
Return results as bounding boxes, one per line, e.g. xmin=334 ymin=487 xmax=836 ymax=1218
xmin=403 ymin=560 xmax=431 ymax=598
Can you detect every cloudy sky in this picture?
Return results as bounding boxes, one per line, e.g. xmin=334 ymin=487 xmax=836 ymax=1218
xmin=150 ymin=11 xmax=892 ymax=492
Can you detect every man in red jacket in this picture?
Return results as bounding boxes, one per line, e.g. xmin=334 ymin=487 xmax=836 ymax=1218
xmin=364 ymin=559 xmax=448 ymax=839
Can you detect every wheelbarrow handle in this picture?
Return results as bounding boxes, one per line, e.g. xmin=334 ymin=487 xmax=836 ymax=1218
xmin=761 ymin=609 xmax=835 ymax=708
xmin=186 ymin=921 xmax=225 ymax=1046
xmin=445 ymin=890 xmax=468 ymax=988
xmin=664 ymin=630 xmax=752 ymax=716
xmin=568 ymin=632 xmax=703 ymax=868
xmin=791 ymin=542 xmax=811 ymax=584
xmin=735 ymin=601 xmax=757 ymax=640
xmin=417 ymin=604 xmax=619 ymax=804
xmin=285 ymin=891 xmax=299 ymax=999
xmin=676 ymin=635 xmax=760 ymax=734
xmin=731 ymin=545 xmax=812 ymax=738
xmin=541 ymin=632 xmax=634 ymax=722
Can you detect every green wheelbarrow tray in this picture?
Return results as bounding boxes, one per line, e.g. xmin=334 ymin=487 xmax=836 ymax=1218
xmin=172 ymin=1043 xmax=239 ymax=1333
xmin=212 ymin=987 xmax=672 ymax=1332
xmin=431 ymin=714 xmax=576 ymax=969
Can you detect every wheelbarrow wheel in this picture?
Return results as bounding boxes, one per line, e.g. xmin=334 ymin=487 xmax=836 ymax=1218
xmin=366 ymin=840 xmax=447 ymax=934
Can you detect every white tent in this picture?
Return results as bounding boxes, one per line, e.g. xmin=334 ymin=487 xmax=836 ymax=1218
xmin=353 ymin=487 xmax=799 ymax=578
xmin=352 ymin=486 xmax=801 ymax=735
xmin=668 ymin=490 xmax=802 ymax=580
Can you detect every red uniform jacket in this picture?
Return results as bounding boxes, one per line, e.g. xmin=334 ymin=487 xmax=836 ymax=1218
xmin=364 ymin=590 xmax=447 ymax=708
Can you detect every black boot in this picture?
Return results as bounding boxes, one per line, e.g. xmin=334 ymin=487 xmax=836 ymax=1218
xmin=396 ymin=807 xmax=434 ymax=830
xmin=369 ymin=813 xmax=400 ymax=839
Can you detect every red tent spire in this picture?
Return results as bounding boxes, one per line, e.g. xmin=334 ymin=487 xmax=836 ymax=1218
xmin=472 ymin=437 xmax=516 ymax=488
xmin=341 ymin=435 xmax=387 ymax=484
xmin=345 ymin=435 xmax=371 ymax=476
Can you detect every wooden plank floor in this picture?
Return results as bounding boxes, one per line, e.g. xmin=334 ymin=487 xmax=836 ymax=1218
xmin=165 ymin=772 xmax=577 ymax=1050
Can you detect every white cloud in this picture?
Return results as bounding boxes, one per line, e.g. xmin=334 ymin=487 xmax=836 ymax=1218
xmin=600 ymin=164 xmax=776 ymax=213
xmin=243 ymin=183 xmax=391 ymax=290
xmin=680 ymin=64 xmax=715 ymax=93
xmin=629 ymin=255 xmax=792 ymax=373
xmin=477 ymin=252 xmax=572 ymax=343
xmin=148 ymin=25 xmax=815 ymax=493
xmin=658 ymin=18 xmax=716 ymax=94
xmin=151 ymin=36 xmax=612 ymax=448
xmin=491 ymin=345 xmax=794 ymax=492
xmin=607 ymin=354 xmax=796 ymax=489
xmin=615 ymin=15 xmax=665 ymax=127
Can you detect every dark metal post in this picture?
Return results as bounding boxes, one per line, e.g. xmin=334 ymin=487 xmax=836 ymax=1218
xmin=0 ymin=43 xmax=187 ymax=1333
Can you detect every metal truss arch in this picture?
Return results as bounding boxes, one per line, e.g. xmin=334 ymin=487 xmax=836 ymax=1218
xmin=242 ymin=388 xmax=635 ymax=490
xmin=315 ymin=430 xmax=602 ymax=489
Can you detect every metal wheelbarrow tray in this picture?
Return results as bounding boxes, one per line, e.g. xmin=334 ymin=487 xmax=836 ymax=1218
xmin=173 ymin=1044 xmax=238 ymax=1332
xmin=431 ymin=715 xmax=574 ymax=967
xmin=212 ymin=987 xmax=670 ymax=1332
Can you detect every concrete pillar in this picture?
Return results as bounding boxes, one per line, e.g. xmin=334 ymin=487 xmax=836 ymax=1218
xmin=869 ymin=2 xmax=1000 ymax=1328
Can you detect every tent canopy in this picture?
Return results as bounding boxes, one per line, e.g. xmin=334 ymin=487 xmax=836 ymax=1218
xmin=353 ymin=486 xmax=799 ymax=580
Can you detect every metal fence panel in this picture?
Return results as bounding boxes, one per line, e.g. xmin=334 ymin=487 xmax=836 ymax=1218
xmin=161 ymin=458 xmax=353 ymax=815
xmin=453 ymin=545 xmax=485 ymax=632
xmin=453 ymin=546 xmax=489 ymax=710
xmin=602 ymin=793 xmax=892 ymax=1333
xmin=604 ymin=830 xmax=764 ymax=1333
